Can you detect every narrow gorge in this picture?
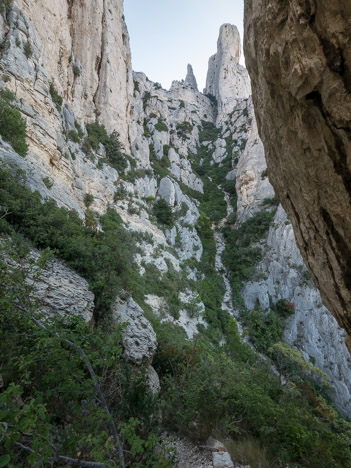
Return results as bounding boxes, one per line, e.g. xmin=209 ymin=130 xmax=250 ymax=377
xmin=1 ymin=1 xmax=351 ymax=467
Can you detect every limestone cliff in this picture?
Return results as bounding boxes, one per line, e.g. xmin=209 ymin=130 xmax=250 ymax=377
xmin=244 ymin=0 xmax=351 ymax=349
xmin=12 ymin=0 xmax=133 ymax=149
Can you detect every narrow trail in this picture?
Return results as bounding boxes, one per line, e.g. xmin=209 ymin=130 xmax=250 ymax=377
xmin=213 ymin=190 xmax=243 ymax=335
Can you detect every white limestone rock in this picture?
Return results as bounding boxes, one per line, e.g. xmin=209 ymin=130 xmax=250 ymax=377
xmin=2 ymin=244 xmax=94 ymax=322
xmin=204 ymin=24 xmax=251 ymax=122
xmin=212 ymin=451 xmax=234 ymax=468
xmin=184 ymin=64 xmax=199 ymax=92
xmin=112 ymin=296 xmax=157 ymax=365
xmin=15 ymin=0 xmax=133 ymax=151
xmin=236 ymin=108 xmax=275 ymax=223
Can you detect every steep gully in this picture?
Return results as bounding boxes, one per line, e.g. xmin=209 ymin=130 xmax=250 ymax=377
xmin=213 ymin=189 xmax=244 ymax=335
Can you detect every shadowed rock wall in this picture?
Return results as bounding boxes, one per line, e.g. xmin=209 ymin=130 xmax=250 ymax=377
xmin=244 ymin=0 xmax=351 ymax=349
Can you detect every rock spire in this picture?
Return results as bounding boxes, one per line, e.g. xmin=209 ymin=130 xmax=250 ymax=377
xmin=184 ymin=64 xmax=198 ymax=91
xmin=204 ymin=24 xmax=251 ymax=121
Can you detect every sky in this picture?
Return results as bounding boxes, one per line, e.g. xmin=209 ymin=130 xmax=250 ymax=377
xmin=124 ymin=0 xmax=244 ymax=92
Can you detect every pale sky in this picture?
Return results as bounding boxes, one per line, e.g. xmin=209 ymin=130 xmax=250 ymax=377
xmin=124 ymin=0 xmax=244 ymax=91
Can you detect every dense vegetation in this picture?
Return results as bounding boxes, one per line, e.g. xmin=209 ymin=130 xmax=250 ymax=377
xmin=0 ymin=165 xmax=138 ymax=318
xmin=0 ymin=238 xmax=171 ymax=467
xmin=222 ymin=209 xmax=275 ymax=304
xmin=0 ymin=89 xmax=28 ymax=156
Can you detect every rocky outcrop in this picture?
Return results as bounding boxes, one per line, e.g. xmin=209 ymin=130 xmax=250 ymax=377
xmin=112 ymin=296 xmax=157 ymax=365
xmin=204 ymin=24 xmax=251 ymax=121
xmin=184 ymin=64 xmax=198 ymax=91
xmin=2 ymin=244 xmax=94 ymax=322
xmin=244 ymin=1 xmax=351 ymax=347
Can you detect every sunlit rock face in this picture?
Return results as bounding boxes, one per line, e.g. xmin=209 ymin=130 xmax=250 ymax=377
xmin=244 ymin=0 xmax=351 ymax=349
xmin=14 ymin=0 xmax=133 ymax=150
xmin=204 ymin=24 xmax=251 ymax=122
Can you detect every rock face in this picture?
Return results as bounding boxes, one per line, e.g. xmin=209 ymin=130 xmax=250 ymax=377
xmin=2 ymin=245 xmax=94 ymax=322
xmin=244 ymin=1 xmax=351 ymax=347
xmin=14 ymin=0 xmax=133 ymax=150
xmin=204 ymin=24 xmax=251 ymax=121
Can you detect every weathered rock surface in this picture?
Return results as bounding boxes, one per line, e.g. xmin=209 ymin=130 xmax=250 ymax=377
xmin=2 ymin=244 xmax=94 ymax=322
xmin=14 ymin=0 xmax=133 ymax=150
xmin=112 ymin=296 xmax=157 ymax=365
xmin=212 ymin=452 xmax=234 ymax=468
xmin=244 ymin=1 xmax=351 ymax=347
xmin=31 ymin=253 xmax=94 ymax=323
xmin=205 ymin=24 xmax=251 ymax=121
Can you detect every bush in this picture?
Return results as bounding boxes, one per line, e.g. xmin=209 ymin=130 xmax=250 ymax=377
xmin=153 ymin=199 xmax=173 ymax=227
xmin=155 ymin=119 xmax=168 ymax=133
xmin=176 ymin=121 xmax=193 ymax=137
xmin=0 ymin=92 xmax=28 ymax=156
xmin=49 ymin=82 xmax=63 ymax=111
xmin=42 ymin=176 xmax=53 ymax=189
xmin=0 ymin=250 xmax=170 ymax=466
xmin=83 ymin=193 xmax=94 ymax=207
xmin=199 ymin=120 xmax=220 ymax=142
xmin=0 ymin=0 xmax=12 ymax=15
xmin=85 ymin=122 xmax=127 ymax=173
xmin=222 ymin=209 xmax=275 ymax=300
xmin=23 ymin=41 xmax=32 ymax=59
xmin=66 ymin=129 xmax=80 ymax=143
xmin=133 ymin=79 xmax=140 ymax=93
xmin=240 ymin=305 xmax=286 ymax=352
xmin=0 ymin=166 xmax=139 ymax=317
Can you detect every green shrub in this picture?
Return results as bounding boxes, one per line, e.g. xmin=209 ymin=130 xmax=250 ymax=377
xmin=84 ymin=193 xmax=94 ymax=207
xmin=240 ymin=305 xmax=286 ymax=352
xmin=15 ymin=37 xmax=20 ymax=47
xmin=0 ymin=0 xmax=13 ymax=15
xmin=23 ymin=41 xmax=32 ymax=58
xmin=85 ymin=122 xmax=127 ymax=173
xmin=163 ymin=144 xmax=171 ymax=156
xmin=0 ymin=250 xmax=170 ymax=466
xmin=153 ymin=199 xmax=173 ymax=227
xmin=133 ymin=79 xmax=140 ymax=93
xmin=199 ymin=120 xmax=220 ymax=142
xmin=0 ymin=92 xmax=28 ymax=156
xmin=176 ymin=121 xmax=193 ymax=137
xmin=49 ymin=82 xmax=63 ymax=111
xmin=0 ymin=166 xmax=139 ymax=316
xmin=42 ymin=176 xmax=53 ymax=189
xmin=74 ymin=120 xmax=84 ymax=138
xmin=66 ymin=129 xmax=80 ymax=143
xmin=222 ymin=209 xmax=275 ymax=300
xmin=155 ymin=119 xmax=168 ymax=133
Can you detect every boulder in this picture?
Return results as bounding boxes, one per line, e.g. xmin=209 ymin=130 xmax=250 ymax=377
xmin=112 ymin=296 xmax=157 ymax=365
